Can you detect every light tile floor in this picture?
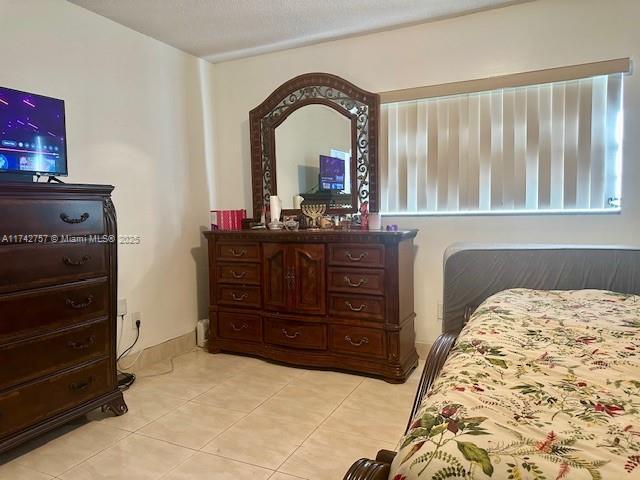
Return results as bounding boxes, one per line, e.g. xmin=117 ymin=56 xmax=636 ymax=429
xmin=0 ymin=349 xmax=422 ymax=480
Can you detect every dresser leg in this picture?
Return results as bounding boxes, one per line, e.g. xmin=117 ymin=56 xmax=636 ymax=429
xmin=102 ymin=392 xmax=128 ymax=416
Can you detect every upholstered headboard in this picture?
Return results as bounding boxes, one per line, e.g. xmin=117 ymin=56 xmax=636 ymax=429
xmin=442 ymin=243 xmax=640 ymax=333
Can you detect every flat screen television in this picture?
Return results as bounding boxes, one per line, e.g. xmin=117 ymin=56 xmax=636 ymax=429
xmin=319 ymin=155 xmax=345 ymax=191
xmin=0 ymin=86 xmax=67 ymax=177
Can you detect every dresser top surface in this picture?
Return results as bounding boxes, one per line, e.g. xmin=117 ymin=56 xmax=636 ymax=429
xmin=0 ymin=182 xmax=114 ymax=196
xmin=204 ymin=228 xmax=418 ymax=242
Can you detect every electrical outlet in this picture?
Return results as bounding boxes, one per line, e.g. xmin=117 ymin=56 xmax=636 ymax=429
xmin=117 ymin=298 xmax=127 ymax=317
xmin=131 ymin=311 xmax=142 ymax=329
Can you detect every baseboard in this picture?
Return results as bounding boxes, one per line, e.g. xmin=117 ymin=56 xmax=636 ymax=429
xmin=118 ymin=330 xmax=196 ymax=373
xmin=119 ymin=335 xmax=430 ymax=372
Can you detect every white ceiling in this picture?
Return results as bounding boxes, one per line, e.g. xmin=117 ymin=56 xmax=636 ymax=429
xmin=69 ymin=0 xmax=525 ymax=63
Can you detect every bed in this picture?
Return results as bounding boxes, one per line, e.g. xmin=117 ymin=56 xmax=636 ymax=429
xmin=344 ymin=244 xmax=640 ymax=480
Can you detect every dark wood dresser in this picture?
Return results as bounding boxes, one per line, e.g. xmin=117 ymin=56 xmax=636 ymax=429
xmin=204 ymin=229 xmax=418 ymax=382
xmin=0 ymin=183 xmax=127 ymax=454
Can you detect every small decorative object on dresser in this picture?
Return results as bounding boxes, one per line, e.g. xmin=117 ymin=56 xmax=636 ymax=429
xmin=301 ymin=203 xmax=327 ymax=229
xmin=210 ymin=209 xmax=246 ymax=230
xmin=359 ymin=201 xmax=369 ymax=230
xmin=0 ymin=182 xmax=127 ymax=454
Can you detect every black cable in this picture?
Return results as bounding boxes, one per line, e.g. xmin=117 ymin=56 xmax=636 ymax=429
xmin=117 ymin=372 xmax=136 ymax=391
xmin=117 ymin=320 xmax=141 ymax=391
xmin=117 ymin=320 xmax=140 ymax=363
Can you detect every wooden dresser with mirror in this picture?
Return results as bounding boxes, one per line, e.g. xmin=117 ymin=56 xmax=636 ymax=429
xmin=204 ymin=73 xmax=418 ymax=382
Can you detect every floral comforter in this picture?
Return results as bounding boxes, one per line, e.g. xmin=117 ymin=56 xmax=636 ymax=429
xmin=391 ymin=289 xmax=640 ymax=480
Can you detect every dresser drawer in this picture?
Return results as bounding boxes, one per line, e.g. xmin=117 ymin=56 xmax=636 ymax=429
xmin=0 ymin=279 xmax=109 ymax=340
xmin=216 ymin=263 xmax=261 ymax=285
xmin=216 ymin=285 xmax=261 ymax=308
xmin=330 ymin=325 xmax=385 ymax=358
xmin=0 ymin=199 xmax=105 ymax=238
xmin=216 ymin=242 xmax=260 ymax=263
xmin=328 ymin=294 xmax=385 ymax=321
xmin=0 ymin=319 xmax=109 ymax=391
xmin=328 ymin=244 xmax=385 ymax=268
xmin=264 ymin=318 xmax=326 ymax=350
xmin=217 ymin=312 xmax=262 ymax=342
xmin=0 ymin=358 xmax=112 ymax=439
xmin=0 ymin=243 xmax=107 ymax=294
xmin=328 ymin=268 xmax=385 ymax=296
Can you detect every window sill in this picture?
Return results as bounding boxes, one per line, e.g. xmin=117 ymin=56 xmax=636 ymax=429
xmin=380 ymin=208 xmax=621 ymax=218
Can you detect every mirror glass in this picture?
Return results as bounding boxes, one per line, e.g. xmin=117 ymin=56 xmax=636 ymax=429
xmin=275 ymin=104 xmax=352 ymax=210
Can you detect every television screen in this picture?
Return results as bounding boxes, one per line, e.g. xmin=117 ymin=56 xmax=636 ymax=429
xmin=0 ymin=86 xmax=67 ymax=176
xmin=319 ymin=155 xmax=345 ymax=191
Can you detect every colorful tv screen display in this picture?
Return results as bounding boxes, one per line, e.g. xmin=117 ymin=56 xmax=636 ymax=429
xmin=319 ymin=155 xmax=345 ymax=191
xmin=0 ymin=86 xmax=67 ymax=176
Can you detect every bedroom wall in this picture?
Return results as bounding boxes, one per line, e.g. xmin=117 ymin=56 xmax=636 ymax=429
xmin=0 ymin=0 xmax=216 ymax=353
xmin=211 ymin=0 xmax=640 ymax=344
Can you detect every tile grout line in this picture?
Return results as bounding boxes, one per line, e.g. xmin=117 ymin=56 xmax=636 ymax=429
xmin=306 ymin=379 xmax=417 ymax=444
xmin=141 ymin=363 xmax=303 ymax=478
xmin=119 ymin=356 xmax=305 ymax=470
xmin=9 ymin=422 xmax=134 ymax=477
xmin=168 ymin=449 xmax=278 ymax=477
xmin=266 ymin=470 xmax=309 ymax=480
xmin=55 ymin=430 xmax=135 ymax=477
xmin=189 ymin=370 xmax=354 ymax=475
xmin=273 ymin=376 xmax=365 ymax=474
xmin=194 ymin=367 xmax=365 ymax=474
xmin=154 ymin=447 xmax=200 ymax=480
xmin=120 ymin=367 xmax=295 ymax=478
xmin=194 ymin=372 xmax=293 ymax=447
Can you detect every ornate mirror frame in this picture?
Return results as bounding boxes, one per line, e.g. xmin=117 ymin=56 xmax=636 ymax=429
xmin=249 ymin=72 xmax=380 ymax=220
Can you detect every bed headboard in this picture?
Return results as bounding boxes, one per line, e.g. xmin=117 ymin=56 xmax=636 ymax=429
xmin=442 ymin=243 xmax=640 ymax=333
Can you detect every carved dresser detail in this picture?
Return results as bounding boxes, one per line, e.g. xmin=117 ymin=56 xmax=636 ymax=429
xmin=204 ymin=229 xmax=418 ymax=382
xmin=0 ymin=183 xmax=127 ymax=453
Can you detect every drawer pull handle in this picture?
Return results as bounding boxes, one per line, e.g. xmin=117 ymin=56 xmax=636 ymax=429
xmin=67 ymin=335 xmax=96 ymax=350
xmin=344 ymin=276 xmax=367 ymax=288
xmin=231 ymin=322 xmax=248 ymax=331
xmin=345 ymin=335 xmax=369 ymax=347
xmin=345 ymin=301 xmax=367 ymax=312
xmin=63 ymin=255 xmax=92 ymax=266
xmin=231 ymin=270 xmax=247 ymax=279
xmin=231 ymin=292 xmax=249 ymax=301
xmin=345 ymin=251 xmax=367 ymax=262
xmin=60 ymin=212 xmax=90 ymax=224
xmin=229 ymin=248 xmax=247 ymax=257
xmin=69 ymin=376 xmax=94 ymax=392
xmin=281 ymin=329 xmax=301 ymax=339
xmin=66 ymin=295 xmax=94 ymax=309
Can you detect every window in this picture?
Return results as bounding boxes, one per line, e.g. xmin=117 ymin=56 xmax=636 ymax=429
xmin=379 ymin=67 xmax=626 ymax=215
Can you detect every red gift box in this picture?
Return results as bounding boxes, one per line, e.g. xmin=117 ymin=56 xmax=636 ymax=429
xmin=210 ymin=209 xmax=246 ymax=231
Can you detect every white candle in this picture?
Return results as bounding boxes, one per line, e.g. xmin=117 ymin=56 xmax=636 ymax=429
xmin=270 ymin=195 xmax=282 ymax=222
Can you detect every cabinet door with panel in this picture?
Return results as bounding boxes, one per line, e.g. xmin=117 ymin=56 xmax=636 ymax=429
xmin=262 ymin=243 xmax=325 ymax=315
xmin=263 ymin=243 xmax=289 ymax=312
xmin=292 ymin=244 xmax=326 ymax=315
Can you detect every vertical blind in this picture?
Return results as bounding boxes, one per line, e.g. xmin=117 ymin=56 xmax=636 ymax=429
xmin=380 ymin=74 xmax=624 ymax=213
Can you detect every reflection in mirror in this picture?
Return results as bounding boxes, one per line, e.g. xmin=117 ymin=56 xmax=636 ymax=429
xmin=275 ymin=104 xmax=352 ymax=210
